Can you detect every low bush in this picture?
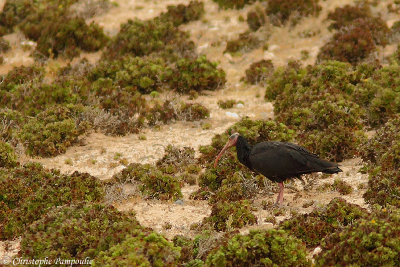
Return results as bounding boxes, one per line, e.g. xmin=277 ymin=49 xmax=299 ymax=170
xmin=363 ymin=168 xmax=400 ymax=207
xmin=247 ymin=6 xmax=267 ymax=31
xmin=19 ymin=105 xmax=90 ymax=157
xmin=0 ymin=37 xmax=10 ymax=52
xmin=217 ymin=99 xmax=239 ymax=109
xmin=0 ymin=163 xmax=104 ymax=240
xmin=268 ymin=61 xmax=367 ymax=161
xmin=104 ymin=18 xmax=194 ymax=60
xmin=224 ymin=32 xmax=261 ymax=54
xmin=89 ymin=56 xmax=167 ymax=94
xmin=315 ymin=207 xmax=400 ymax=266
xmin=94 ymin=232 xmax=181 ymax=266
xmin=20 ymin=203 xmax=141 ymax=259
xmin=331 ymin=178 xmax=353 ymax=195
xmin=0 ymin=109 xmax=23 ymax=144
xmin=266 ymin=0 xmax=321 ymax=26
xmin=0 ymin=141 xmax=17 ymax=168
xmin=202 ymin=200 xmax=257 ymax=231
xmin=279 ymin=198 xmax=368 ymax=248
xmin=166 ymin=56 xmax=226 ymax=93
xmin=353 ymin=65 xmax=400 ymax=126
xmin=112 ymin=162 xmax=182 ymax=200
xmin=206 ymin=229 xmax=311 ymax=266
xmin=159 ymin=0 xmax=204 ymax=26
xmin=31 ymin=16 xmax=107 ymax=58
xmin=212 ymin=0 xmax=254 ymax=9
xmin=327 ymin=4 xmax=372 ymax=30
xmin=317 ymin=18 xmax=389 ymax=65
xmin=244 ymin=59 xmax=274 ymax=84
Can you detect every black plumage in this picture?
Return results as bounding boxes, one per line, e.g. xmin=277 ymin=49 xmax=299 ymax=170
xmin=214 ymin=133 xmax=342 ymax=205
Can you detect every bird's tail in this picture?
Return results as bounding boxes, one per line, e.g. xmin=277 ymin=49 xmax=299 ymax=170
xmin=322 ymin=166 xmax=343 ymax=174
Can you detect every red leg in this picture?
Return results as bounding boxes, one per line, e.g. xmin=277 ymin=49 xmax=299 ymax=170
xmin=275 ymin=182 xmax=284 ymax=205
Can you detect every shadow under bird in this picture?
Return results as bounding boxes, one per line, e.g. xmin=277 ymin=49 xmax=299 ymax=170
xmin=214 ymin=133 xmax=342 ymax=205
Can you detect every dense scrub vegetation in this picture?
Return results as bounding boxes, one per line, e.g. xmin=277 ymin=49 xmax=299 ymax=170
xmin=315 ymin=206 xmax=400 ymax=266
xmin=279 ymin=198 xmax=368 ymax=247
xmin=1 ymin=1 xmax=400 ymax=266
xmin=206 ymin=229 xmax=310 ymax=266
xmin=0 ymin=163 xmax=104 ymax=240
xmin=360 ymin=116 xmax=400 ymax=207
xmin=318 ymin=4 xmax=390 ymax=65
xmin=265 ymin=61 xmax=367 ymax=161
xmin=0 ymin=0 xmax=107 ymax=58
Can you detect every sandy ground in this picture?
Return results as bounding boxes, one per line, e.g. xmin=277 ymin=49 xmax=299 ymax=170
xmin=1 ymin=0 xmax=398 ymax=260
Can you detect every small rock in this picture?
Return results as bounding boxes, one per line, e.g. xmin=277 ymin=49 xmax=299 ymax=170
xmin=175 ymin=199 xmax=184 ymax=205
xmin=224 ymin=53 xmax=233 ymax=61
xmin=236 ymin=103 xmax=244 ymax=108
xmin=225 ymin=111 xmax=239 ymax=118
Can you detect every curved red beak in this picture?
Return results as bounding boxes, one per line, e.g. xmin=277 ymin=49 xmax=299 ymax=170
xmin=214 ymin=134 xmax=239 ymax=168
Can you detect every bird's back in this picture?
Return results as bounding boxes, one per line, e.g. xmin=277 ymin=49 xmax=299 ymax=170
xmin=248 ymin=141 xmax=341 ymax=182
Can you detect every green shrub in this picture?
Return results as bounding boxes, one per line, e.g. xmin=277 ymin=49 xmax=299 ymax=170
xmin=112 ymin=162 xmax=182 ymax=200
xmin=20 ymin=203 xmax=141 ymax=259
xmin=91 ymin=78 xmax=147 ymax=118
xmin=315 ymin=207 xmax=400 ymax=266
xmin=269 ymin=61 xmax=366 ymax=161
xmin=364 ymin=168 xmax=400 ymax=207
xmin=0 ymin=163 xmax=105 ymax=240
xmin=292 ymin=98 xmax=366 ymax=161
xmin=331 ymin=178 xmax=353 ymax=195
xmin=156 ymin=145 xmax=196 ymax=173
xmin=265 ymin=60 xmax=305 ymax=101
xmin=202 ymin=200 xmax=257 ymax=231
xmin=327 ymin=4 xmax=371 ymax=30
xmin=360 ymin=117 xmax=400 ymax=207
xmin=279 ymin=198 xmax=368 ymax=248
xmin=217 ymin=99 xmax=238 ymax=109
xmin=0 ymin=37 xmax=10 ymax=52
xmin=173 ymin=231 xmax=236 ymax=264
xmin=359 ymin=116 xmax=400 ymax=166
xmin=94 ymin=232 xmax=181 ymax=266
xmin=145 ymin=100 xmax=209 ymax=125
xmin=104 ymin=18 xmax=194 ymax=59
xmin=353 ymin=65 xmax=400 ymax=126
xmin=0 ymin=0 xmax=38 ymax=35
xmin=209 ymin=172 xmax=259 ymax=203
xmin=89 ymin=56 xmax=167 ymax=94
xmin=224 ymin=32 xmax=261 ymax=54
xmin=266 ymin=0 xmax=321 ymax=26
xmin=244 ymin=59 xmax=274 ymax=84
xmin=19 ymin=105 xmax=89 ymax=157
xmin=0 ymin=65 xmax=44 ymax=92
xmin=206 ymin=229 xmax=311 ymax=266
xmin=166 ymin=56 xmax=226 ymax=93
xmin=247 ymin=6 xmax=267 ymax=31
xmin=0 ymin=141 xmax=17 ymax=168
xmin=179 ymin=102 xmax=210 ymax=121
xmin=317 ymin=18 xmax=389 ymax=65
xmin=32 ymin=16 xmax=107 ymax=58
xmin=212 ymin=0 xmax=254 ymax=9
xmin=159 ymin=0 xmax=204 ymax=26
xmin=0 ymin=109 xmax=23 ymax=143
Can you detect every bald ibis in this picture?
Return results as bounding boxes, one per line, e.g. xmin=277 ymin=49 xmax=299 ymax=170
xmin=214 ymin=133 xmax=342 ymax=205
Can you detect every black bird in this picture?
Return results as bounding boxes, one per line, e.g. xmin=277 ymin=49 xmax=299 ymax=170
xmin=214 ymin=133 xmax=342 ymax=205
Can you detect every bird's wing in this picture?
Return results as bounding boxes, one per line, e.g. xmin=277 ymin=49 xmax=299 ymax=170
xmin=249 ymin=142 xmax=336 ymax=179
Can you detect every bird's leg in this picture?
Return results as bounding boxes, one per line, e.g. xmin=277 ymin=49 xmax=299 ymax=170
xmin=275 ymin=182 xmax=284 ymax=206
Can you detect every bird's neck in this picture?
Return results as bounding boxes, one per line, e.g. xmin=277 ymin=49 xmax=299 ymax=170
xmin=236 ymin=136 xmax=252 ymax=169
